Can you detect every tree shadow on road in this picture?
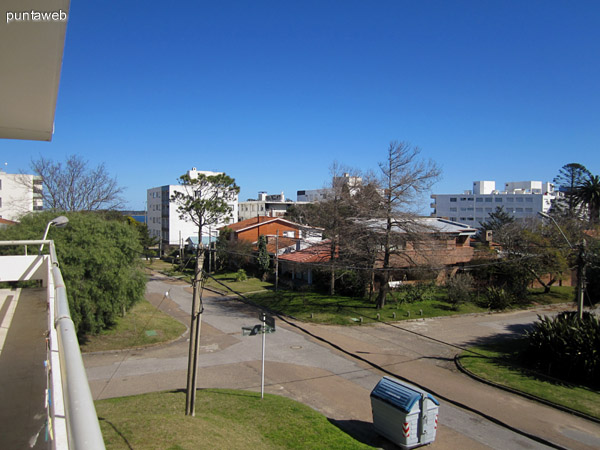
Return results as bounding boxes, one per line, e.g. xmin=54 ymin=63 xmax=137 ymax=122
xmin=459 ymin=322 xmax=533 ymax=350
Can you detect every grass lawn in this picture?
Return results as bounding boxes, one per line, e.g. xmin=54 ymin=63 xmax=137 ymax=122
xmin=80 ymin=299 xmax=186 ymax=353
xmin=205 ymin=272 xmax=273 ymax=294
xmin=144 ymin=260 xmax=273 ymax=294
xmin=247 ymin=285 xmax=576 ymax=325
xmin=458 ymin=339 xmax=600 ymax=419
xmin=247 ymin=290 xmax=486 ymax=325
xmin=96 ymin=389 xmax=371 ymax=450
xmin=525 ymin=286 xmax=576 ymax=305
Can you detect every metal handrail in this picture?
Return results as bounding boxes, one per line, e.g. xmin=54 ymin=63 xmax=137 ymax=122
xmin=0 ymin=240 xmax=105 ymax=449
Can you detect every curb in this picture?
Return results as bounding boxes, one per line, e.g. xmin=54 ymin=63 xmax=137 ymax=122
xmin=454 ymin=354 xmax=600 ymax=424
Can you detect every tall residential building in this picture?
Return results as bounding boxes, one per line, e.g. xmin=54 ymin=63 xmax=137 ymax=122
xmin=431 ymin=180 xmax=559 ymax=227
xmin=147 ymin=168 xmax=238 ymax=247
xmin=0 ymin=170 xmax=43 ymax=221
xmin=238 ymin=191 xmax=308 ymax=221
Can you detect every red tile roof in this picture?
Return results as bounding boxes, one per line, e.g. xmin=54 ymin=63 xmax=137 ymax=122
xmin=279 ymin=241 xmax=333 ymax=263
xmin=225 ymin=216 xmax=275 ymax=232
xmin=0 ymin=218 xmax=18 ymax=226
xmin=266 ymin=237 xmax=297 ymax=254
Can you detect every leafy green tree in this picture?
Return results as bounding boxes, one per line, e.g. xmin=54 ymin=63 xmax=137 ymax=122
xmin=257 ymin=235 xmax=270 ymax=280
xmin=553 ymin=163 xmax=591 ymax=218
xmin=473 ymin=219 xmax=571 ymax=299
xmin=0 ymin=211 xmax=146 ymax=336
xmin=216 ymin=226 xmax=252 ymax=271
xmin=584 ymin=237 xmax=600 ymax=306
xmin=126 ymin=216 xmax=159 ymax=260
xmin=478 ymin=206 xmax=514 ymax=234
xmin=574 ymin=173 xmax=600 ymax=224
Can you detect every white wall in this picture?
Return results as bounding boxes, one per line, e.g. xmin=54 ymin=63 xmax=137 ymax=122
xmin=147 ymin=180 xmax=238 ymax=247
xmin=0 ymin=172 xmax=41 ymax=221
xmin=432 ymin=180 xmax=558 ymax=227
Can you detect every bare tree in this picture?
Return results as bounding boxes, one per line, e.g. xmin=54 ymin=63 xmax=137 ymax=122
xmin=375 ymin=141 xmax=441 ymax=309
xmin=30 ymin=154 xmax=125 ymax=211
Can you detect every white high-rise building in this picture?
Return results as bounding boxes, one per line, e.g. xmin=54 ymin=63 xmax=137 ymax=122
xmin=431 ymin=180 xmax=559 ymax=227
xmin=0 ymin=170 xmax=43 ymax=221
xmin=147 ymin=168 xmax=238 ymax=247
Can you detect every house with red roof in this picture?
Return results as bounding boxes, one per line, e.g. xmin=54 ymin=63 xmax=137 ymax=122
xmin=278 ymin=240 xmax=334 ymax=285
xmin=221 ymin=216 xmax=323 ymax=254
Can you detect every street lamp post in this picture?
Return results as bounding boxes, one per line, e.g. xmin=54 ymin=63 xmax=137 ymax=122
xmin=40 ymin=215 xmax=69 ymax=253
xmin=538 ymin=212 xmax=585 ymax=319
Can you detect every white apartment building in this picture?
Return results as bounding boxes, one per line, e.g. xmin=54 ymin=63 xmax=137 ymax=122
xmin=238 ymin=192 xmax=308 ymax=221
xmin=147 ymin=168 xmax=238 ymax=247
xmin=431 ymin=181 xmax=559 ymax=227
xmin=0 ymin=170 xmax=43 ymax=221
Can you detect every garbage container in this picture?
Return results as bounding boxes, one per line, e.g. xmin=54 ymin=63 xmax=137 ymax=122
xmin=370 ymin=376 xmax=439 ymax=449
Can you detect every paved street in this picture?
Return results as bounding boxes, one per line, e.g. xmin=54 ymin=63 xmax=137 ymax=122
xmin=84 ymin=274 xmax=600 ymax=449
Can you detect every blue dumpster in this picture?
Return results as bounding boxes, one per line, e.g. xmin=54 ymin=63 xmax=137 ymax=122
xmin=370 ymin=376 xmax=439 ymax=449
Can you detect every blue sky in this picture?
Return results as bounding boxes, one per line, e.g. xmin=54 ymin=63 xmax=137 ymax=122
xmin=2 ymin=1 xmax=599 ymax=213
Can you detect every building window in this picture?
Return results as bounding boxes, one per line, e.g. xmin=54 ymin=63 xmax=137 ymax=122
xmin=516 ymin=208 xmax=523 ymax=212
xmin=485 ymin=198 xmax=492 ymax=203
xmin=476 ymin=198 xmax=483 ymax=202
xmin=525 ymin=208 xmax=533 ymax=212
xmin=516 ymin=197 xmax=524 ymax=203
xmin=449 ymin=207 xmax=457 ymax=212
xmin=475 ymin=207 xmax=483 ymax=212
xmin=450 ymin=198 xmax=457 ymax=202
xmin=526 ymin=197 xmax=533 ymax=203
xmin=507 ymin=197 xmax=514 ymax=202
xmin=495 ymin=198 xmax=502 ymax=203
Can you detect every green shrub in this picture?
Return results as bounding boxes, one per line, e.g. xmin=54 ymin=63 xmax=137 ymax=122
xmin=234 ymin=269 xmax=248 ymax=282
xmin=445 ymin=273 xmax=474 ymax=309
xmin=0 ymin=211 xmax=146 ymax=337
xmin=394 ymin=282 xmax=436 ymax=304
xmin=522 ymin=312 xmax=600 ymax=387
xmin=336 ymin=270 xmax=369 ymax=297
xmin=477 ymin=286 xmax=514 ymax=310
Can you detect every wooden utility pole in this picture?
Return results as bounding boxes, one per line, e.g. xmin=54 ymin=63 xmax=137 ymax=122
xmin=275 ymin=231 xmax=279 ymax=291
xmin=186 ymin=232 xmax=205 ymax=416
xmin=576 ymin=239 xmax=587 ymax=320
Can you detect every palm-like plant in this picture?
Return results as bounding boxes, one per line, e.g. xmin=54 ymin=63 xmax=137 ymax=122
xmin=574 ymin=174 xmax=600 ymax=223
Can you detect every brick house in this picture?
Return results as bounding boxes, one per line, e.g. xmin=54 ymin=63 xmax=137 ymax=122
xmin=278 ymin=217 xmax=478 ymax=285
xmin=221 ymin=216 xmax=323 ymax=254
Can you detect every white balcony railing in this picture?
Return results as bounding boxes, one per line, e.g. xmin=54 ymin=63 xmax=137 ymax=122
xmin=0 ymin=240 xmax=105 ymax=450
